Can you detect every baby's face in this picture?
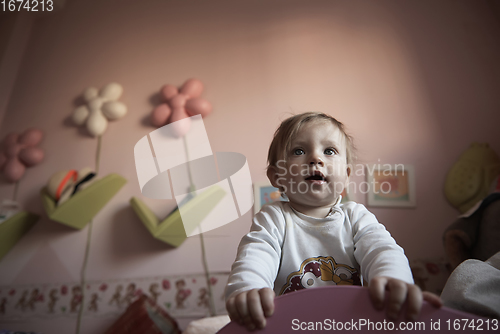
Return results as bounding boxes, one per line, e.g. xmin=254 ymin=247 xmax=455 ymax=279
xmin=272 ymin=120 xmax=350 ymax=210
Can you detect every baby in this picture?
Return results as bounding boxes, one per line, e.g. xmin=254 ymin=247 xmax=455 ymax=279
xmin=225 ymin=112 xmax=441 ymax=330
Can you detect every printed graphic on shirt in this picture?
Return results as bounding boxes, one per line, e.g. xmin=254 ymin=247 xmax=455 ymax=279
xmin=279 ymin=256 xmax=360 ymax=295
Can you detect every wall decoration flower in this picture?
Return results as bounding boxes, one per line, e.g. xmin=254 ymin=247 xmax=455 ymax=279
xmin=0 ymin=128 xmax=44 ymax=183
xmin=151 ymin=78 xmax=212 ymax=136
xmin=56 ymin=83 xmax=128 ymax=333
xmin=72 ymin=83 xmax=127 ymax=137
xmin=139 ymin=78 xmax=216 ymax=315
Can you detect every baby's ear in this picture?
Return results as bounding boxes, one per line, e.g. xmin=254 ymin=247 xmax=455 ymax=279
xmin=346 ymin=165 xmax=351 ymax=178
xmin=267 ymin=166 xmax=280 ymax=188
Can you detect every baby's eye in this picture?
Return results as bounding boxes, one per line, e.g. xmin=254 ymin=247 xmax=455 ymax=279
xmin=324 ymin=148 xmax=337 ymax=155
xmin=293 ymin=148 xmax=305 ymax=155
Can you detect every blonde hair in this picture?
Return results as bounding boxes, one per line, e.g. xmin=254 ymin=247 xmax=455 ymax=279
xmin=267 ymin=112 xmax=355 ymax=171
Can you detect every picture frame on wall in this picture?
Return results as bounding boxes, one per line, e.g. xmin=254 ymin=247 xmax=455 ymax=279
xmin=253 ymin=181 xmax=286 ymax=214
xmin=365 ymin=164 xmax=416 ymax=208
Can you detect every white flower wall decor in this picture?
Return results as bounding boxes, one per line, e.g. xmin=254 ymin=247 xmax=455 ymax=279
xmin=72 ymin=83 xmax=127 ymax=137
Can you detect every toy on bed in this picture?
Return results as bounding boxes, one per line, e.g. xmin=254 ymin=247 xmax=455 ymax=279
xmin=443 ymin=143 xmax=500 ymax=270
xmin=441 ymin=251 xmax=500 ymax=319
xmin=440 ymin=142 xmax=500 ymax=319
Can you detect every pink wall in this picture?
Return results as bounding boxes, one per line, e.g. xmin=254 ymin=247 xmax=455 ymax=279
xmin=0 ymin=0 xmax=499 ymax=332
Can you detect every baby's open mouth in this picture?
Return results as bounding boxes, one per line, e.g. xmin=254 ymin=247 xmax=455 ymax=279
xmin=305 ymin=171 xmax=326 ymax=182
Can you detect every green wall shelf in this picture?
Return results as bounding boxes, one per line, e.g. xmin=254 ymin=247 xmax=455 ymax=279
xmin=40 ymin=173 xmax=127 ymax=229
xmin=130 ymin=185 xmax=225 ymax=247
xmin=0 ymin=211 xmax=39 ymax=260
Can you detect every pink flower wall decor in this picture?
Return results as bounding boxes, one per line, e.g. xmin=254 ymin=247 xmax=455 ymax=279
xmin=151 ymin=78 xmax=213 ymax=137
xmin=0 ymin=128 xmax=45 ymax=183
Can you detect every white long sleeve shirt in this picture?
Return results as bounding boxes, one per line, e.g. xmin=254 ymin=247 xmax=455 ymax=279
xmin=225 ymin=201 xmax=413 ymax=300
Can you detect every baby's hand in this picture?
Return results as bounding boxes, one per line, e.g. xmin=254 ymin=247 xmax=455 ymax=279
xmin=226 ymin=288 xmax=275 ymax=331
xmin=369 ymin=276 xmax=443 ymax=321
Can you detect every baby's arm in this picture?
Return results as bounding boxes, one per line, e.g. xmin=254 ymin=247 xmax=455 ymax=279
xmin=225 ymin=205 xmax=286 ymax=330
xmin=348 ymin=203 xmax=442 ymax=319
xmin=368 ymin=276 xmax=442 ymax=321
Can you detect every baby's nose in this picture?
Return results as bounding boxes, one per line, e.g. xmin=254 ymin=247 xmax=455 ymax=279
xmin=309 ymin=155 xmax=324 ymax=166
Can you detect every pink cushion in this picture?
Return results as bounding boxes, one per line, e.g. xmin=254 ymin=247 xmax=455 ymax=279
xmin=218 ymin=286 xmax=486 ymax=333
